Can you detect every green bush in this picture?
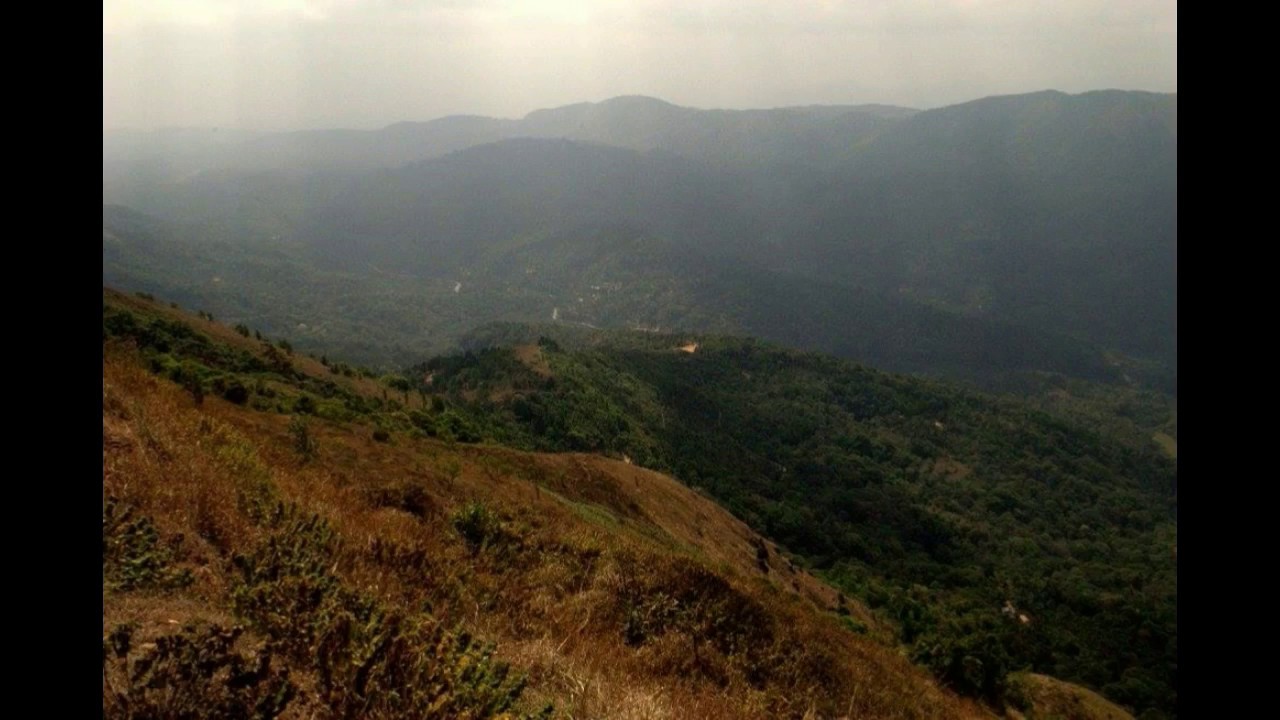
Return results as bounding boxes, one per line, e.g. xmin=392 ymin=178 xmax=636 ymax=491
xmin=288 ymin=416 xmax=317 ymax=461
xmin=912 ymin=623 xmax=1011 ymax=705
xmin=451 ymin=502 xmax=509 ymax=552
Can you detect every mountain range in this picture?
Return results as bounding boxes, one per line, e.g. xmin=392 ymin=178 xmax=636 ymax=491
xmin=104 ymin=90 xmax=1177 ymax=390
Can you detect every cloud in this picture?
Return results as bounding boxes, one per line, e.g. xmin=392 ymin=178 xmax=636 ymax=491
xmin=103 ymin=0 xmax=1176 ymax=129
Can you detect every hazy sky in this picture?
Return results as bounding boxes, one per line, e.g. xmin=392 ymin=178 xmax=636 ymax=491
xmin=103 ymin=0 xmax=1177 ymax=130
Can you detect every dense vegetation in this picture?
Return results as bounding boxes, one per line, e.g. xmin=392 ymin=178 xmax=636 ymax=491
xmin=103 ymin=290 xmax=984 ymax=719
xmin=104 ymin=203 xmax=1128 ymax=389
xmin=408 ymin=333 xmax=1178 ymax=716
xmin=104 ymin=90 xmax=1176 ymax=390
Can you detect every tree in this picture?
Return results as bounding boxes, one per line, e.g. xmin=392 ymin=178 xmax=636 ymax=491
xmin=381 ymin=375 xmax=412 ymax=404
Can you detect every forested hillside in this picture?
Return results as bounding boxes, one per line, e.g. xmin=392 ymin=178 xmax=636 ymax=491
xmin=407 ymin=332 xmax=1178 ymax=716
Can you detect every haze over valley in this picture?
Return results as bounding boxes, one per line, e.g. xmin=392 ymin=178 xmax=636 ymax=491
xmin=105 ymin=90 xmax=1176 ymax=391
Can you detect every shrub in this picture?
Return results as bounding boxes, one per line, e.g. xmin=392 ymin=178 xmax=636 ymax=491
xmin=1004 ymin=673 xmax=1034 ymax=713
xmin=230 ymin=506 xmax=540 ymax=719
xmin=437 ymin=411 xmax=481 ymax=443
xmin=102 ymin=622 xmax=294 ymax=719
xmin=222 ymin=379 xmax=250 ymax=405
xmin=366 ymin=482 xmax=437 ymax=519
xmin=912 ymin=623 xmax=1011 ymax=705
xmin=288 ymin=416 xmax=317 ymax=461
xmin=609 ymin=554 xmax=778 ymax=689
xmin=102 ymin=497 xmax=193 ymax=591
xmin=451 ymin=502 xmax=509 ymax=552
xmin=293 ymin=394 xmax=317 ymax=415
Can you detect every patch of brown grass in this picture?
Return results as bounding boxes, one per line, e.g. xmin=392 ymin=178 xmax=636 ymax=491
xmin=1009 ymin=673 xmax=1134 ymax=720
xmin=513 ymin=344 xmax=553 ymax=378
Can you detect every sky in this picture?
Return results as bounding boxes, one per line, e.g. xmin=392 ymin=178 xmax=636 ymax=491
xmin=103 ymin=0 xmax=1177 ymax=130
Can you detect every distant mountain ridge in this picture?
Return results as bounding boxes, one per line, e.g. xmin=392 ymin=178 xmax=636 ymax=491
xmin=104 ymin=94 xmax=919 ymax=180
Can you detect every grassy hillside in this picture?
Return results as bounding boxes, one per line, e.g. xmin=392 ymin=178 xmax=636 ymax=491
xmin=403 ymin=332 xmax=1177 ymax=716
xmin=1008 ymin=673 xmax=1136 ymax=720
xmin=104 ymin=288 xmax=992 ymax=719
